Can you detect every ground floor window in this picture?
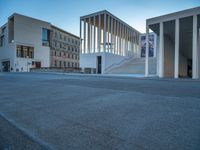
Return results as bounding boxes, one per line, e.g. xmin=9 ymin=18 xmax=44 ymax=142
xmin=17 ymin=45 xmax=34 ymax=58
xmin=32 ymin=61 xmax=41 ymax=68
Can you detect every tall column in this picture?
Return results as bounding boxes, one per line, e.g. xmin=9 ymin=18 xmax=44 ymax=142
xmin=193 ymin=15 xmax=198 ymax=79
xmin=159 ymin=22 xmax=164 ymax=78
xmin=119 ymin=23 xmax=121 ymax=55
xmin=80 ymin=19 xmax=82 ymax=53
xmin=88 ymin=17 xmax=91 ymax=53
xmin=83 ymin=19 xmax=86 ymax=53
xmin=174 ymin=18 xmax=180 ymax=78
xmin=103 ymin=13 xmax=107 ymax=52
xmin=145 ymin=25 xmax=149 ymax=77
xmin=93 ymin=16 xmax=96 ymax=53
xmin=107 ymin=15 xmax=110 ymax=52
xmin=110 ymin=17 xmax=113 ymax=53
xmin=114 ymin=19 xmax=116 ymax=54
xmin=98 ymin=15 xmax=101 ymax=52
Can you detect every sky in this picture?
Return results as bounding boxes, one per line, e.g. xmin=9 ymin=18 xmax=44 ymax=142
xmin=0 ymin=0 xmax=200 ymax=36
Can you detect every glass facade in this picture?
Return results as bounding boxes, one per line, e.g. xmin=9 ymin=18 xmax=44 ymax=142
xmin=42 ymin=28 xmax=50 ymax=46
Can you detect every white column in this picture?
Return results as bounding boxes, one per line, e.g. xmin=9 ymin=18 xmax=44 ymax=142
xmin=114 ymin=19 xmax=116 ymax=54
xmin=174 ymin=18 xmax=179 ymax=78
xmin=103 ymin=13 xmax=107 ymax=52
xmin=88 ymin=17 xmax=91 ymax=53
xmin=110 ymin=17 xmax=113 ymax=53
xmin=98 ymin=15 xmax=101 ymax=52
xmin=119 ymin=23 xmax=121 ymax=55
xmin=192 ymin=15 xmax=198 ymax=79
xmin=107 ymin=15 xmax=110 ymax=52
xmin=159 ymin=22 xmax=164 ymax=78
xmin=80 ymin=19 xmax=82 ymax=53
xmin=145 ymin=25 xmax=149 ymax=77
xmin=83 ymin=19 xmax=86 ymax=53
xmin=93 ymin=16 xmax=96 ymax=53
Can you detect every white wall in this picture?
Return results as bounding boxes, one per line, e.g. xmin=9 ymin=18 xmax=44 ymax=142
xmin=13 ymin=14 xmax=51 ymax=69
xmin=80 ymin=52 xmax=127 ymax=74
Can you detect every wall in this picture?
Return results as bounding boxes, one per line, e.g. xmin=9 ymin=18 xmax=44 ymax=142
xmin=80 ymin=52 xmax=127 ymax=74
xmin=164 ymin=35 xmax=175 ymax=77
xmin=13 ymin=14 xmax=51 ymax=70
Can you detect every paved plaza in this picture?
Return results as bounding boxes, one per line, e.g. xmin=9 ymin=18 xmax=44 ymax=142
xmin=0 ymin=73 xmax=200 ymax=150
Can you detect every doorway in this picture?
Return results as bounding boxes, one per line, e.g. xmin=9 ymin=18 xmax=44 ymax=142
xmin=97 ymin=56 xmax=102 ymax=74
xmin=2 ymin=61 xmax=10 ymax=72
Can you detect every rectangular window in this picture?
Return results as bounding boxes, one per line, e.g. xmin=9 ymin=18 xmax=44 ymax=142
xmin=59 ymin=61 xmax=62 ymax=67
xmin=2 ymin=27 xmax=6 ymax=34
xmin=16 ymin=45 xmax=34 ymax=58
xmin=54 ymin=60 xmax=57 ymax=67
xmin=0 ymin=35 xmax=5 ymax=47
xmin=42 ymin=28 xmax=50 ymax=46
xmin=64 ymin=61 xmax=66 ymax=67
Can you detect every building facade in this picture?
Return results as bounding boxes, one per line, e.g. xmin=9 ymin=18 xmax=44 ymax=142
xmin=0 ymin=13 xmax=80 ymax=72
xmin=145 ymin=7 xmax=200 ymax=79
xmin=80 ymin=10 xmax=140 ymax=74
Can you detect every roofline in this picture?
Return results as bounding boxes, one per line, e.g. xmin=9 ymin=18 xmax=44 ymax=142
xmin=80 ymin=10 xmax=141 ymax=34
xmin=8 ymin=13 xmax=51 ymax=24
xmin=51 ymin=25 xmax=80 ymax=39
xmin=147 ymin=6 xmax=200 ymax=25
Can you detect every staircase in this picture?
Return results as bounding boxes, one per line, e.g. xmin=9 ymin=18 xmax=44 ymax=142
xmin=106 ymin=57 xmax=157 ymax=74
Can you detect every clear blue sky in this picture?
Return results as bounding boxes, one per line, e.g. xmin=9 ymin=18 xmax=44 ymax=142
xmin=0 ymin=0 xmax=199 ymax=35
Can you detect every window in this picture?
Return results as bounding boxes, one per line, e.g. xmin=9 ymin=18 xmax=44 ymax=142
xmin=59 ymin=52 xmax=61 ymax=57
xmin=60 ymin=43 xmax=62 ymax=49
xmin=68 ymin=62 xmax=70 ymax=67
xmin=54 ymin=32 xmax=57 ymax=38
xmin=42 ymin=28 xmax=50 ymax=46
xmin=60 ymin=34 xmax=62 ymax=40
xmin=0 ymin=35 xmax=5 ymax=47
xmin=16 ymin=45 xmax=34 ymax=58
xmin=75 ymin=40 xmax=77 ymax=45
xmin=54 ymin=51 xmax=56 ymax=56
xmin=59 ymin=61 xmax=62 ymax=67
xmin=72 ymin=39 xmax=74 ymax=44
xmin=68 ymin=38 xmax=70 ymax=43
xmin=64 ymin=36 xmax=66 ymax=41
xmin=64 ymin=62 xmax=66 ymax=67
xmin=2 ymin=27 xmax=6 ymax=34
xmin=68 ymin=46 xmax=70 ymax=51
xmin=54 ymin=60 xmax=57 ymax=67
xmin=72 ymin=47 xmax=74 ymax=51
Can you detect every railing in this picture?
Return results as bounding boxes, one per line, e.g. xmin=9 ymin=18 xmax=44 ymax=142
xmin=104 ymin=56 xmax=136 ymax=73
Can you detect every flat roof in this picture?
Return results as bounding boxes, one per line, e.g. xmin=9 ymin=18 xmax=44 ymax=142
xmin=51 ymin=25 xmax=79 ymax=39
xmin=80 ymin=10 xmax=140 ymax=34
xmin=147 ymin=6 xmax=200 ymax=25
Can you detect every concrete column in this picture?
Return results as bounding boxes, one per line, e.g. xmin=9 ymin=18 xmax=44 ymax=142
xmin=159 ymin=22 xmax=164 ymax=78
xmin=114 ymin=19 xmax=116 ymax=54
xmin=98 ymin=15 xmax=101 ymax=52
xmin=145 ymin=25 xmax=149 ymax=77
xmin=88 ymin=17 xmax=91 ymax=53
xmin=103 ymin=13 xmax=107 ymax=52
xmin=107 ymin=15 xmax=110 ymax=52
xmin=119 ymin=23 xmax=121 ymax=55
xmin=174 ymin=18 xmax=180 ymax=78
xmin=192 ymin=15 xmax=198 ymax=79
xmin=93 ymin=16 xmax=96 ymax=53
xmin=110 ymin=17 xmax=113 ymax=53
xmin=80 ymin=19 xmax=82 ymax=53
xmin=83 ymin=19 xmax=86 ymax=53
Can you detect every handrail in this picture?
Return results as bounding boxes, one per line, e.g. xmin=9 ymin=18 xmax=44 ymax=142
xmin=105 ymin=56 xmax=136 ymax=73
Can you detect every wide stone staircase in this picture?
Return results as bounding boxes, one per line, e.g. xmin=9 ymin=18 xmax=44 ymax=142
xmin=106 ymin=57 xmax=157 ymax=75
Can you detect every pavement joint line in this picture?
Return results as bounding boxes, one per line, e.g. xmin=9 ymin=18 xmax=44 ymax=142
xmin=8 ymin=72 xmax=200 ymax=82
xmin=0 ymin=112 xmax=53 ymax=150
